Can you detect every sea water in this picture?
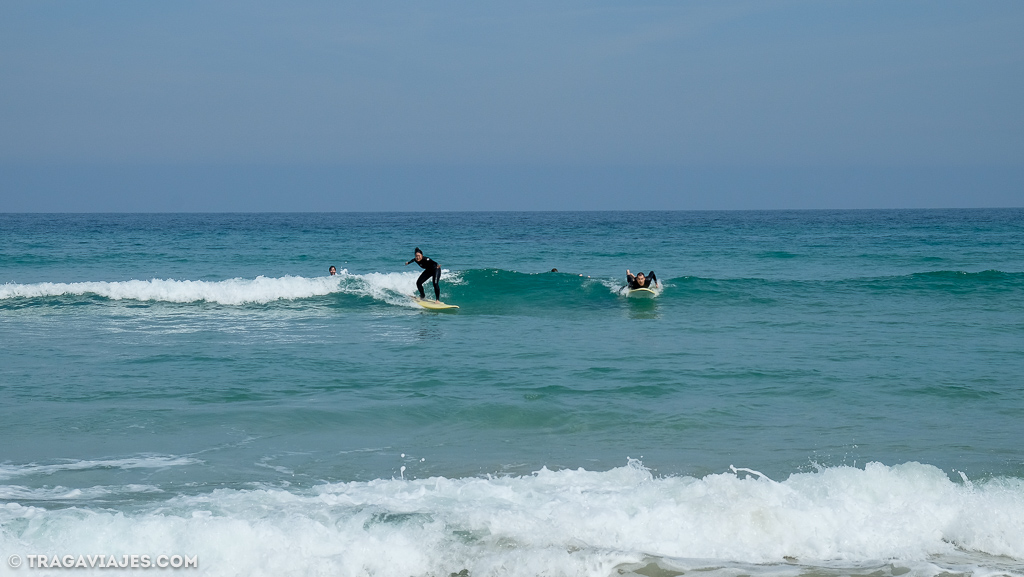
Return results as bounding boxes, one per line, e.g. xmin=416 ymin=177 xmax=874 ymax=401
xmin=1 ymin=210 xmax=1022 ymax=577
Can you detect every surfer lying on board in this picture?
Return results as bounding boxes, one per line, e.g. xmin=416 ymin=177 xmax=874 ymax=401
xmin=405 ymin=248 xmax=442 ymax=302
xmin=626 ymin=270 xmax=659 ymax=289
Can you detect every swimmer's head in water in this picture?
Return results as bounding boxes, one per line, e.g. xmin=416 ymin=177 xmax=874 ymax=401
xmin=329 ymin=266 xmax=337 ymax=275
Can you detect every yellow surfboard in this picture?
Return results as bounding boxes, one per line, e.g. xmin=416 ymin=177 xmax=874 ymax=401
xmin=412 ymin=297 xmax=459 ymax=310
xmin=627 ymin=287 xmax=658 ymax=298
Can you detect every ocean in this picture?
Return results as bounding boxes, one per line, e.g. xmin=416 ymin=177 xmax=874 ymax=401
xmin=1 ymin=210 xmax=1022 ymax=577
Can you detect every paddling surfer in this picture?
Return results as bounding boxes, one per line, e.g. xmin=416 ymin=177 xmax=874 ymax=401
xmin=405 ymin=248 xmax=442 ymax=302
xmin=626 ymin=270 xmax=659 ymax=289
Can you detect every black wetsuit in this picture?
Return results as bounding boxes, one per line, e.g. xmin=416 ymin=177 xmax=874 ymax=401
xmin=626 ymin=271 xmax=657 ymax=289
xmin=408 ymin=256 xmax=441 ymax=300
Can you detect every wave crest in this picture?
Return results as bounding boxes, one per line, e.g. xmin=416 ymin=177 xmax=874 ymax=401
xmin=0 ymin=271 xmax=444 ymax=306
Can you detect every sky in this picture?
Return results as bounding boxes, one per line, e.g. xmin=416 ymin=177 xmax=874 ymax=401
xmin=1 ymin=0 xmax=1022 ymax=211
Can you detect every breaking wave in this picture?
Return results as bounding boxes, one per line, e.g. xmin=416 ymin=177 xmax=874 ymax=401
xmin=1 ymin=461 xmax=1023 ymax=576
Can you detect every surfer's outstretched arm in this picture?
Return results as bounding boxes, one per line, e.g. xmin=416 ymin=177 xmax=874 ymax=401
xmin=647 ymin=271 xmax=658 ymax=288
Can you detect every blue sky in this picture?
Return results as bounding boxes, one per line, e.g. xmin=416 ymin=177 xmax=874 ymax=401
xmin=1 ymin=0 xmax=1022 ymax=210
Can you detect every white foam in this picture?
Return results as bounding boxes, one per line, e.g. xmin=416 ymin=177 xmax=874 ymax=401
xmin=0 ymin=276 xmax=341 ymax=305
xmin=0 ymin=484 xmax=162 ymax=500
xmin=599 ymin=278 xmax=664 ymax=297
xmin=0 ymin=271 xmax=455 ymax=307
xmin=1 ymin=461 xmax=1022 ymax=577
xmin=0 ymin=456 xmax=201 ymax=481
xmin=345 ymin=271 xmax=447 ymax=307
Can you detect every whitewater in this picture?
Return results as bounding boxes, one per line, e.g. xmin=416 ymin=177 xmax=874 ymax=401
xmin=2 ymin=460 xmax=1023 ymax=577
xmin=0 ymin=271 xmax=432 ymax=306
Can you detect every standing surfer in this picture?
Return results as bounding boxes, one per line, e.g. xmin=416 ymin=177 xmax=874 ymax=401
xmin=405 ymin=248 xmax=442 ymax=302
xmin=626 ymin=269 xmax=659 ymax=289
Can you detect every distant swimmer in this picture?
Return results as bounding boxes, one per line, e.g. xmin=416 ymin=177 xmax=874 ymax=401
xmin=626 ymin=269 xmax=659 ymax=289
xmin=329 ymin=266 xmax=337 ymax=276
xmin=405 ymin=247 xmax=442 ymax=302
xmin=551 ymin=268 xmax=590 ymax=277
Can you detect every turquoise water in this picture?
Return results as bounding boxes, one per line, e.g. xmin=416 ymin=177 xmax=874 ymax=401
xmin=1 ymin=210 xmax=1023 ymax=577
